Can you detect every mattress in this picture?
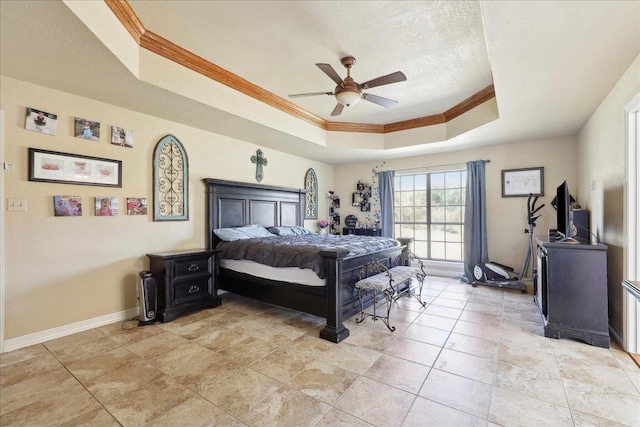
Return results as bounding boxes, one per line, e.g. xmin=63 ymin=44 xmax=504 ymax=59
xmin=219 ymin=259 xmax=325 ymax=287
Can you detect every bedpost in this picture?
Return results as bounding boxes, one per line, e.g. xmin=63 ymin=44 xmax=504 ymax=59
xmin=396 ymin=237 xmax=413 ymax=266
xmin=319 ymin=249 xmax=350 ymax=343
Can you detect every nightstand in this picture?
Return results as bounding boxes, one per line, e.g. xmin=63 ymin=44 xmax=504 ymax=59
xmin=146 ymin=249 xmax=221 ymax=322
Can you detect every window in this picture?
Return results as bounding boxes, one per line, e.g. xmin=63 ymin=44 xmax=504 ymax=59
xmin=394 ymin=170 xmax=467 ymax=261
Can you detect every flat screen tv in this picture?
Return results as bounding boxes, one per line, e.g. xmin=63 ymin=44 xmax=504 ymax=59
xmin=556 ymin=180 xmax=576 ymax=241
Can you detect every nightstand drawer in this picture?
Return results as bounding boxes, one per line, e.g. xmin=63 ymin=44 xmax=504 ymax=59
xmin=174 ymin=279 xmax=211 ymax=304
xmin=174 ymin=257 xmax=211 ymax=278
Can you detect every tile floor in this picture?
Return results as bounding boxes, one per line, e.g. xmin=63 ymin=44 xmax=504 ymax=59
xmin=1 ymin=276 xmax=639 ymax=427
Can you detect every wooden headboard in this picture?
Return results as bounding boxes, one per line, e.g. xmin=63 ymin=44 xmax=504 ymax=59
xmin=203 ymin=179 xmax=306 ymax=249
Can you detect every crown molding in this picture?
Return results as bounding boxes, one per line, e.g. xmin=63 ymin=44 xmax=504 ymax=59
xmin=104 ymin=0 xmax=495 ymax=134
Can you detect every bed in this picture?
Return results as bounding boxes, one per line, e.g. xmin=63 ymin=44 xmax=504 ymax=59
xmin=204 ymin=178 xmax=408 ymax=343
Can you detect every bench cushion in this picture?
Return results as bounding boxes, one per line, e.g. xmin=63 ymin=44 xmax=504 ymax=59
xmin=355 ymin=272 xmax=392 ymax=291
xmin=389 ymin=266 xmax=423 ymax=281
xmin=355 ymin=266 xmax=423 ymax=292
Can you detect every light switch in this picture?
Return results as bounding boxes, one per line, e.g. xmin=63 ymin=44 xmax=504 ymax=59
xmin=7 ymin=199 xmax=27 ymax=211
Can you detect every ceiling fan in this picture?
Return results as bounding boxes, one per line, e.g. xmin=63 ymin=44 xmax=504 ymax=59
xmin=288 ymin=56 xmax=407 ymax=117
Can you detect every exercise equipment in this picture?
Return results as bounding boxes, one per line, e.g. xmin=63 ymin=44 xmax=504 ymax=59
xmin=472 ymin=194 xmax=544 ymax=293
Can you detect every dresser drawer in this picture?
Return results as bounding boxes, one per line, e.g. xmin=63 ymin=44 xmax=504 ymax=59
xmin=174 ymin=257 xmax=211 ymax=278
xmin=174 ymin=279 xmax=211 ymax=304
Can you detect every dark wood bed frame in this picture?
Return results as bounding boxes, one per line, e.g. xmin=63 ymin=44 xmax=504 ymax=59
xmin=203 ymin=178 xmax=406 ymax=343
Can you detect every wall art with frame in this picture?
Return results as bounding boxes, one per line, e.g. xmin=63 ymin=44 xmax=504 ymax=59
xmin=25 ymin=107 xmax=57 ymax=136
xmin=153 ymin=134 xmax=189 ymax=221
xmin=53 ymin=195 xmax=82 ymax=216
xmin=29 ymin=148 xmax=122 ymax=187
xmin=501 ymin=167 xmax=544 ymax=197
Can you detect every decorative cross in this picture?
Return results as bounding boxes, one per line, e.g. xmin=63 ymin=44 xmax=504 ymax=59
xmin=251 ymin=149 xmax=268 ymax=182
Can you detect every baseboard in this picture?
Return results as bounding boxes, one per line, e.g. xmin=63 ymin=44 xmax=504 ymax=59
xmin=423 ymin=260 xmax=464 ymax=278
xmin=1 ymin=307 xmax=139 ymax=353
xmin=609 ymin=322 xmax=623 ymax=349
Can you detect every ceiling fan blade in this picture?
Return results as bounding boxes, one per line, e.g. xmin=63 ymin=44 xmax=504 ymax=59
xmin=316 ymin=63 xmax=345 ymax=87
xmin=288 ymin=92 xmax=334 ymax=98
xmin=330 ymin=103 xmax=344 ymax=116
xmin=359 ymin=71 xmax=407 ymax=89
xmin=362 ymin=93 xmax=398 ymax=109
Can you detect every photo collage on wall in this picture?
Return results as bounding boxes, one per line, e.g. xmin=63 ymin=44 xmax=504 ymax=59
xmin=25 ymin=105 xmax=145 ymax=217
xmin=52 ymin=196 xmax=147 ymax=217
xmin=24 ymin=106 xmax=133 ymax=148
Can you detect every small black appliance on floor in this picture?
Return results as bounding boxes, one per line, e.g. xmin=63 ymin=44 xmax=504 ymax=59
xmin=137 ymin=271 xmax=157 ymax=326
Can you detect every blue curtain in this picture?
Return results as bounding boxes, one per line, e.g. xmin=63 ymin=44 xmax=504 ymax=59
xmin=462 ymin=160 xmax=489 ymax=282
xmin=377 ymin=170 xmax=395 ymax=238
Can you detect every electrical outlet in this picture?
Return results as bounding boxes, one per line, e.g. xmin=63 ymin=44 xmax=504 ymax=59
xmin=591 ymin=180 xmax=596 ymax=190
xmin=7 ymin=198 xmax=27 ymax=211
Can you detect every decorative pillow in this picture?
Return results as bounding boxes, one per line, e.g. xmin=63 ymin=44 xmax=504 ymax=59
xmin=268 ymin=225 xmax=313 ymax=236
xmin=214 ymin=224 xmax=273 ymax=241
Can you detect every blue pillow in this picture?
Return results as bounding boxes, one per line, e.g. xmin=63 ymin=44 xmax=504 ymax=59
xmin=268 ymin=225 xmax=313 ymax=236
xmin=214 ymin=224 xmax=273 ymax=241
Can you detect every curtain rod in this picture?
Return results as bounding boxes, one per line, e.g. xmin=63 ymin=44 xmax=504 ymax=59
xmin=389 ymin=159 xmax=491 ymax=173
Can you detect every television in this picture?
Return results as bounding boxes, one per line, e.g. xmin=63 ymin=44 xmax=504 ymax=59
xmin=555 ymin=180 xmax=576 ymax=242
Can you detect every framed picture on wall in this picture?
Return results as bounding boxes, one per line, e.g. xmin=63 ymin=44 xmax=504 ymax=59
xmin=127 ymin=198 xmax=148 ymax=215
xmin=29 ymin=148 xmax=122 ymax=187
xmin=74 ymin=117 xmax=100 ymax=141
xmin=501 ymin=167 xmax=544 ymax=197
xmin=111 ymin=126 xmax=133 ymax=148
xmin=95 ymin=197 xmax=118 ymax=216
xmin=25 ymin=107 xmax=58 ymax=136
xmin=53 ymin=196 xmax=82 ymax=216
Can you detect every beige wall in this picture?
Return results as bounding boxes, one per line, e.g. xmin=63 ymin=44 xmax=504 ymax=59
xmin=1 ymin=76 xmax=333 ymax=339
xmin=577 ymin=55 xmax=640 ymax=339
xmin=334 ymin=137 xmax=578 ymax=273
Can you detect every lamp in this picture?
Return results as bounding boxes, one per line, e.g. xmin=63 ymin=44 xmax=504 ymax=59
xmin=335 ymin=88 xmax=361 ymax=106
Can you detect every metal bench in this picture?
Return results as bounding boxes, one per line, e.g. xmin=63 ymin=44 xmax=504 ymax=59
xmin=354 ymin=250 xmax=426 ymax=331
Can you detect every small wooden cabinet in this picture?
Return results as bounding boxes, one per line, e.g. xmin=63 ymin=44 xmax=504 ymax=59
xmin=146 ymin=249 xmax=221 ymax=322
xmin=535 ymin=238 xmax=609 ymax=347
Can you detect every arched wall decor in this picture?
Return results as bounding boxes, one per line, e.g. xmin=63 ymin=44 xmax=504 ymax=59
xmin=153 ymin=134 xmax=189 ymax=221
xmin=304 ymin=168 xmax=318 ymax=220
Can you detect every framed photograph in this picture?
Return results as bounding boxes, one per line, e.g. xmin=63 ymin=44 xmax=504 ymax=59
xmin=53 ymin=196 xmax=82 ymax=216
xmin=111 ymin=126 xmax=133 ymax=148
xmin=29 ymin=148 xmax=122 ymax=187
xmin=502 ymin=167 xmax=544 ymax=197
xmin=127 ymin=197 xmax=147 ymax=215
xmin=74 ymin=117 xmax=100 ymax=141
xmin=95 ymin=197 xmax=118 ymax=216
xmin=25 ymin=107 xmax=58 ymax=136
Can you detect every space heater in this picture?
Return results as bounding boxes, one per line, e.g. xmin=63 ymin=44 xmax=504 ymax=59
xmin=137 ymin=271 xmax=157 ymax=326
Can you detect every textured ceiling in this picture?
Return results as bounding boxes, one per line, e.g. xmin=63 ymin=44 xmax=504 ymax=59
xmin=1 ymin=1 xmax=638 ymax=164
xmin=128 ymin=0 xmax=493 ymax=124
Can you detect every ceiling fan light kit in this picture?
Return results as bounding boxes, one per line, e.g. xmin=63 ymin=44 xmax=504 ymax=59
xmin=289 ymin=56 xmax=406 ymax=117
xmin=335 ymin=89 xmax=361 ymax=106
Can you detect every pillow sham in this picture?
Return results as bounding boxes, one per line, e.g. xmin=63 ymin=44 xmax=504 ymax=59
xmin=268 ymin=225 xmax=313 ymax=236
xmin=214 ymin=224 xmax=273 ymax=241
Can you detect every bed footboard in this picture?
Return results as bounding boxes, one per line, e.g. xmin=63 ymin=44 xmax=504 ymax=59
xmin=319 ymin=244 xmax=407 ymax=343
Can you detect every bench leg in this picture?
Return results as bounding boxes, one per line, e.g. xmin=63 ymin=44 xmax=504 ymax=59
xmin=411 ymin=275 xmax=427 ymax=307
xmin=355 ymin=288 xmax=396 ymax=332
